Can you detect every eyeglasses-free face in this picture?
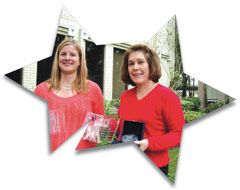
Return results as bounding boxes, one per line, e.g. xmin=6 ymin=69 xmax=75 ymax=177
xmin=128 ymin=51 xmax=151 ymax=86
xmin=58 ymin=44 xmax=81 ymax=75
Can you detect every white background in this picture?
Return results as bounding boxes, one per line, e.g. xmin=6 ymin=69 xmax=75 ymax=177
xmin=1 ymin=0 xmax=240 ymax=189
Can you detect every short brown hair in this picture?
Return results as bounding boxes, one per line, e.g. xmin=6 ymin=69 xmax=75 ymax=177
xmin=121 ymin=44 xmax=162 ymax=86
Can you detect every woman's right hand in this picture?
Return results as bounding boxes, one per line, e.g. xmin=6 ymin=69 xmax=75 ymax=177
xmin=134 ymin=139 xmax=149 ymax=152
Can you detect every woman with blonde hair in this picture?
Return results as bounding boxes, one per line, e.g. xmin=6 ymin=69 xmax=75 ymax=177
xmin=34 ymin=38 xmax=104 ymax=152
xmin=118 ymin=44 xmax=185 ymax=176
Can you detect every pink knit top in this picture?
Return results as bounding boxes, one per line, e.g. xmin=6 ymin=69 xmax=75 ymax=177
xmin=34 ymin=80 xmax=104 ymax=152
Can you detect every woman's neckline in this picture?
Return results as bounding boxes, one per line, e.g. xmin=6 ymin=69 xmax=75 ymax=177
xmin=135 ymin=83 xmax=159 ymax=101
xmin=44 ymin=82 xmax=83 ymax=100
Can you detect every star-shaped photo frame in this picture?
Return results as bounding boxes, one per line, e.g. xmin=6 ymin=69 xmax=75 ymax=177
xmin=5 ymin=7 xmax=235 ymax=183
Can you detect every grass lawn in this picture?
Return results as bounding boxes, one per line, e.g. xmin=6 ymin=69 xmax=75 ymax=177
xmin=168 ymin=147 xmax=180 ymax=183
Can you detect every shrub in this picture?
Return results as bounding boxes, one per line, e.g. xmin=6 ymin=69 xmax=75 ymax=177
xmin=190 ymin=97 xmax=202 ymax=111
xmin=181 ymin=99 xmax=195 ymax=111
xmin=201 ymin=102 xmax=224 ymax=114
xmin=104 ymin=100 xmax=111 ymax=116
xmin=110 ymin=99 xmax=120 ymax=108
xmin=184 ymin=110 xmax=205 ymax=123
xmin=104 ymin=99 xmax=119 ymax=117
xmin=180 ymin=97 xmax=201 ymax=111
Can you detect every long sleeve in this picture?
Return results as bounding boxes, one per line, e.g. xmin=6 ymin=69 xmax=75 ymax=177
xmin=147 ymin=89 xmax=185 ymax=151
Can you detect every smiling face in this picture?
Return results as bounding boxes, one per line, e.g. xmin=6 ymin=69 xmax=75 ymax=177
xmin=128 ymin=51 xmax=151 ymax=86
xmin=58 ymin=44 xmax=81 ymax=75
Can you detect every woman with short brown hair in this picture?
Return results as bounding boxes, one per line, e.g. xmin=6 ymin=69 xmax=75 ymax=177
xmin=121 ymin=44 xmax=161 ymax=86
xmin=118 ymin=44 xmax=185 ymax=176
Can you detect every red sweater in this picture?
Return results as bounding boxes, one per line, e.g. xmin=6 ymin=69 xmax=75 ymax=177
xmin=118 ymin=84 xmax=185 ymax=167
xmin=34 ymin=80 xmax=104 ymax=152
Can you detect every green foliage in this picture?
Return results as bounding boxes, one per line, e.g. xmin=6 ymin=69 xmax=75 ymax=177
xmin=104 ymin=100 xmax=111 ymax=116
xmin=104 ymin=99 xmax=120 ymax=117
xmin=184 ymin=110 xmax=205 ymax=123
xmin=109 ymin=99 xmax=120 ymax=108
xmin=96 ymin=134 xmax=118 ymax=147
xmin=181 ymin=99 xmax=195 ymax=111
xmin=181 ymin=97 xmax=201 ymax=111
xmin=96 ymin=137 xmax=109 ymax=147
xmin=168 ymin=147 xmax=179 ymax=183
xmin=191 ymin=97 xmax=202 ymax=111
xmin=169 ymin=73 xmax=182 ymax=91
xmin=201 ymin=102 xmax=224 ymax=114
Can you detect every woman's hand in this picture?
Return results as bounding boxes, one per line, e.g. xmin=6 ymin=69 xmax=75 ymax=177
xmin=134 ymin=139 xmax=149 ymax=152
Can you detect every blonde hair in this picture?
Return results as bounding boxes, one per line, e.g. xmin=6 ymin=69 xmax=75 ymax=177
xmin=121 ymin=44 xmax=162 ymax=86
xmin=47 ymin=38 xmax=88 ymax=94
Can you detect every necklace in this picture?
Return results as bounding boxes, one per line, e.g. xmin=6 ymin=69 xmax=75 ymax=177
xmin=65 ymin=85 xmax=71 ymax=93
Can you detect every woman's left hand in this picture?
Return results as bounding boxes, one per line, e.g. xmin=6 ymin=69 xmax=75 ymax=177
xmin=134 ymin=139 xmax=149 ymax=152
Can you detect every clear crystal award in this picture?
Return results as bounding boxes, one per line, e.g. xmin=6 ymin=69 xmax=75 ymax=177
xmin=81 ymin=112 xmax=120 ymax=147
